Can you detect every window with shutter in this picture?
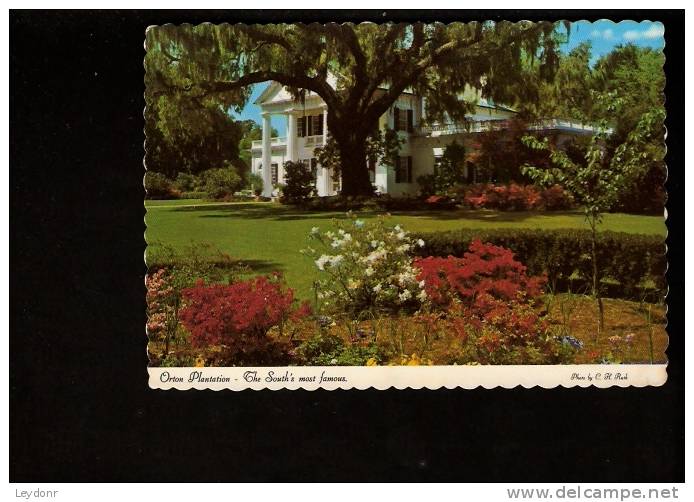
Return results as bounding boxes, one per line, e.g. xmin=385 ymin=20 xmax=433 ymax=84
xmin=395 ymin=156 xmax=412 ymax=183
xmin=313 ymin=114 xmax=323 ymax=136
xmin=395 ymin=107 xmax=408 ymax=131
xmin=297 ymin=117 xmax=305 ymax=137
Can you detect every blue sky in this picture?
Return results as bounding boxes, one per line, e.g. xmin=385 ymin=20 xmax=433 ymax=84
xmin=231 ymin=20 xmax=665 ymax=131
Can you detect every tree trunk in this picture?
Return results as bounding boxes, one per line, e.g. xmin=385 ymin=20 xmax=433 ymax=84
xmin=334 ymin=132 xmax=374 ymax=197
xmin=590 ymin=218 xmax=605 ymax=338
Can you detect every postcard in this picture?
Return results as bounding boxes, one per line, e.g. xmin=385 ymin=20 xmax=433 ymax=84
xmin=144 ymin=20 xmax=667 ymax=390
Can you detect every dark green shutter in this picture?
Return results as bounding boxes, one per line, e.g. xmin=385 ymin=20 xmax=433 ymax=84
xmin=316 ymin=113 xmax=324 ymax=136
xmin=407 ymin=109 xmax=413 ymax=132
xmin=394 ymin=107 xmax=400 ymax=131
xmin=407 ymin=156 xmax=413 ymax=182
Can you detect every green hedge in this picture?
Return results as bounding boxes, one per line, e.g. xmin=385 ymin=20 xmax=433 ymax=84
xmin=412 ymin=228 xmax=666 ymax=301
xmin=179 ymin=191 xmax=208 ymax=199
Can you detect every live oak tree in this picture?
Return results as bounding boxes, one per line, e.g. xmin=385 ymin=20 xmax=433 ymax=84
xmin=145 ymin=22 xmax=567 ymax=196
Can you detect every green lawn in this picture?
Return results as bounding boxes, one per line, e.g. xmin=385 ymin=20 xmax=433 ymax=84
xmin=145 ymin=199 xmax=666 ymax=300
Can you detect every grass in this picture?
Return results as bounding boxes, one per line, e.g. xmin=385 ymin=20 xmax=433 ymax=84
xmin=145 ymin=199 xmax=666 ymax=300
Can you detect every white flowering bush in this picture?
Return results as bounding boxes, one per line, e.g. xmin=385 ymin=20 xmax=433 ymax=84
xmin=303 ymin=214 xmax=428 ymax=315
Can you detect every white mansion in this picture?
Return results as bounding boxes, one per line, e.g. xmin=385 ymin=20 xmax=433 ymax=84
xmin=250 ymin=81 xmax=599 ymax=197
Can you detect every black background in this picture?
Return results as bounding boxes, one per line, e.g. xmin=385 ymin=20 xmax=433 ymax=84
xmin=10 ymin=10 xmax=684 ymax=482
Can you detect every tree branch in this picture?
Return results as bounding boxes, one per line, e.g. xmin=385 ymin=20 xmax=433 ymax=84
xmin=239 ymin=26 xmax=295 ymax=54
xmin=197 ymin=70 xmax=340 ymax=111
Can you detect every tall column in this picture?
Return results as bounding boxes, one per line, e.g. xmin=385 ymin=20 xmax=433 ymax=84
xmin=261 ymin=112 xmax=273 ymax=197
xmin=322 ymin=106 xmax=331 ymax=195
xmin=286 ymin=111 xmax=297 ymax=162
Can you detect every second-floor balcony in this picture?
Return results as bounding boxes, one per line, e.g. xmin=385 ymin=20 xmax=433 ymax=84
xmin=250 ymin=135 xmax=325 ymax=150
xmin=416 ymin=118 xmax=605 ymax=137
xmin=251 ymin=136 xmax=287 ymax=149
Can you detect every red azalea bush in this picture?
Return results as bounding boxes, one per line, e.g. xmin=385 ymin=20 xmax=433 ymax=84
xmin=179 ymin=274 xmax=311 ymax=365
xmin=540 ymin=184 xmax=574 ymax=210
xmin=414 ymin=239 xmax=545 ymax=309
xmin=414 ymin=241 xmax=567 ymax=364
xmin=461 ymin=183 xmax=573 ymax=211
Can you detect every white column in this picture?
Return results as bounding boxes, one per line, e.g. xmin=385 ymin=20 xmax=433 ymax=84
xmin=286 ymin=112 xmax=297 ymax=163
xmin=261 ymin=112 xmax=273 ymax=197
xmin=322 ymin=106 xmax=331 ymax=195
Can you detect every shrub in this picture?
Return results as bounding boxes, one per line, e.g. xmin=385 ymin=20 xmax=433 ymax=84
xmin=280 ymin=160 xmax=316 ymax=203
xmin=303 ymin=215 xmax=428 ymax=315
xmin=179 ymin=190 xmax=208 ymax=199
xmin=542 ymin=184 xmax=574 ymax=210
xmin=412 ymin=229 xmax=666 ymax=300
xmin=146 ymin=242 xmax=248 ymax=287
xmin=414 ymin=241 xmax=571 ymax=365
xmin=460 ymin=183 xmax=573 ymax=211
xmin=174 ymin=172 xmax=203 ymax=192
xmin=146 ymin=268 xmax=181 ymax=353
xmin=442 ymin=301 xmax=573 ymax=365
xmin=296 ymin=333 xmax=385 ymax=366
xmin=202 ymin=165 xmax=243 ymax=200
xmin=417 ymin=140 xmax=467 ymax=196
xmin=414 ymin=240 xmax=545 ymax=309
xmin=247 ymin=173 xmax=264 ymax=196
xmin=179 ymin=274 xmax=311 ymax=365
xmin=145 ymin=171 xmax=180 ymax=199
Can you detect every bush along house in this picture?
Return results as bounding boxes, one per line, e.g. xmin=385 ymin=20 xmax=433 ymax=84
xmin=249 ymin=80 xmax=601 ymax=198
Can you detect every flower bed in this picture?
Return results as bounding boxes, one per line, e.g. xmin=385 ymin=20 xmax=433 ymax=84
xmin=147 ymin=218 xmax=666 ymax=367
xmin=460 ymin=183 xmax=574 ymax=211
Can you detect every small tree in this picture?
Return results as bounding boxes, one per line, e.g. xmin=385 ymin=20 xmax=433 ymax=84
xmin=247 ymin=172 xmax=264 ymax=197
xmin=145 ymin=171 xmax=179 ymax=199
xmin=203 ymin=163 xmax=243 ymax=199
xmin=281 ymin=160 xmax=316 ymax=203
xmin=418 ymin=140 xmax=467 ymax=195
xmin=521 ymin=108 xmax=663 ymax=334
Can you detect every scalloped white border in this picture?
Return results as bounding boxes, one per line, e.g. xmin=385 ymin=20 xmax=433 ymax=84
xmin=148 ymin=364 xmax=667 ymax=390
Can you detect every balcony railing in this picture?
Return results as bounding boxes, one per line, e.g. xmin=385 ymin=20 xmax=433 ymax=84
xmin=417 ymin=119 xmax=604 ymax=136
xmin=250 ymin=135 xmax=326 ymax=149
xmin=303 ymin=135 xmax=324 ymax=147
xmin=251 ymin=136 xmax=287 ymax=149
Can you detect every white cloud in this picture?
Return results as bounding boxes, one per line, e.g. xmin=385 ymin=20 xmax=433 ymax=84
xmin=623 ymin=23 xmax=665 ymax=41
xmin=590 ymin=28 xmax=614 ymax=40
xmin=643 ymin=24 xmax=665 ymax=39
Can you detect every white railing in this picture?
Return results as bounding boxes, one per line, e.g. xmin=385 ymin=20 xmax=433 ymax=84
xmin=303 ymin=135 xmax=324 ymax=147
xmin=250 ymin=135 xmax=326 ymax=149
xmin=417 ymin=119 xmax=605 ymax=136
xmin=251 ymin=136 xmax=287 ymax=149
